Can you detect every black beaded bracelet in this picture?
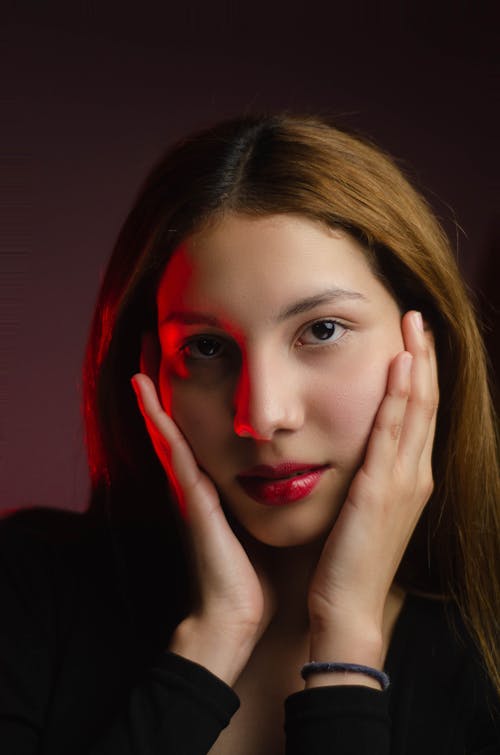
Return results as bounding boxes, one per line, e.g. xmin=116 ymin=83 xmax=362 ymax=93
xmin=300 ymin=662 xmax=390 ymax=691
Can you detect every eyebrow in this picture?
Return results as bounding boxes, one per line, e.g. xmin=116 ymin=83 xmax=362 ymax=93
xmin=160 ymin=287 xmax=368 ymax=328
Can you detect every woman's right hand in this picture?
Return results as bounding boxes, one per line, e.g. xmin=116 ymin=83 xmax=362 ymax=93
xmin=131 ymin=373 xmax=273 ymax=684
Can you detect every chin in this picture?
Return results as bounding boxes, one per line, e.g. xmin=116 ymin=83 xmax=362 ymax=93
xmin=221 ymin=497 xmax=337 ymax=550
xmin=249 ymin=532 xmax=328 ymax=548
xmin=248 ymin=522 xmax=332 ymax=549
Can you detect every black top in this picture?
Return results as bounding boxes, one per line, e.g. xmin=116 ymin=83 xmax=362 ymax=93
xmin=0 ymin=506 xmax=498 ymax=754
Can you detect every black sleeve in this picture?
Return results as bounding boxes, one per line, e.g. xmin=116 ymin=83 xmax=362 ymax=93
xmin=0 ymin=515 xmax=240 ymax=755
xmin=85 ymin=653 xmax=239 ymax=755
xmin=0 ymin=522 xmax=56 ymax=754
xmin=284 ymin=685 xmax=390 ymax=755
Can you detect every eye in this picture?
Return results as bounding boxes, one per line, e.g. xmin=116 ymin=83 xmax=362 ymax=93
xmin=181 ymin=335 xmax=226 ymax=360
xmin=298 ymin=319 xmax=346 ymax=346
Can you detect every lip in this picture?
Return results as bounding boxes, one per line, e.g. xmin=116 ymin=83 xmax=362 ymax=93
xmin=237 ymin=462 xmax=330 ymax=506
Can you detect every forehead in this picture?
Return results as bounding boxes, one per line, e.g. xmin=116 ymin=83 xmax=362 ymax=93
xmin=156 ymin=214 xmax=389 ymax=322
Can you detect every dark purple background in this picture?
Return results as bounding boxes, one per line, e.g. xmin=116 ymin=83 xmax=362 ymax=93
xmin=2 ymin=4 xmax=498 ymax=513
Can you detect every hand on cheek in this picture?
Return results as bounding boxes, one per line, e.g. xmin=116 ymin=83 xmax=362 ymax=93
xmin=307 ymin=310 xmax=439 ymax=646
xmin=130 ymin=370 xmax=278 ymax=684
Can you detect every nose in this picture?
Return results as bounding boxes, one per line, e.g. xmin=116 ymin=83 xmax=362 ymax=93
xmin=233 ymin=350 xmax=304 ymax=440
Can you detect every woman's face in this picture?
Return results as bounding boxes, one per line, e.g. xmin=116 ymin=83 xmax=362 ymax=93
xmin=155 ymin=213 xmax=405 ymax=547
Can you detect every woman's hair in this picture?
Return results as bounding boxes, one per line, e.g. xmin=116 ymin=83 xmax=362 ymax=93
xmin=82 ymin=113 xmax=500 ymax=695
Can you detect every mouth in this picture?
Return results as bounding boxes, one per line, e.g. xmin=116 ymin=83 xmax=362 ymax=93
xmin=236 ymin=463 xmax=330 ymax=506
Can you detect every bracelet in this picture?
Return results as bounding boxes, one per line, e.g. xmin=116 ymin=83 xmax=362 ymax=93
xmin=300 ymin=662 xmax=390 ymax=691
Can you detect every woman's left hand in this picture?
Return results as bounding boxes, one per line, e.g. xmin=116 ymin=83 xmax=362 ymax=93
xmin=307 ymin=310 xmax=439 ymax=658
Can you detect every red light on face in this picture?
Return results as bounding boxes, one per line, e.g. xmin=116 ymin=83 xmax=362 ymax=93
xmin=157 ymin=247 xmax=198 ymax=381
xmin=160 ymin=324 xmax=191 ymax=379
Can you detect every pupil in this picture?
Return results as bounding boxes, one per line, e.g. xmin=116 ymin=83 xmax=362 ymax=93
xmin=197 ymin=337 xmax=220 ymax=356
xmin=312 ymin=321 xmax=335 ymax=340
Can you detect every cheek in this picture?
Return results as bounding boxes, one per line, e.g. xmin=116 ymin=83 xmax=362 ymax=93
xmin=158 ymin=368 xmax=174 ymax=415
xmin=311 ymin=355 xmax=390 ymax=460
xmin=160 ymin=371 xmax=228 ymax=464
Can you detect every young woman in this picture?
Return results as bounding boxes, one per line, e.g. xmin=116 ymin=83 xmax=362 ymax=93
xmin=1 ymin=114 xmax=498 ymax=754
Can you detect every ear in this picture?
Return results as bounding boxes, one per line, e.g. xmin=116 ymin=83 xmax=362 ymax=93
xmin=139 ymin=330 xmax=162 ymax=393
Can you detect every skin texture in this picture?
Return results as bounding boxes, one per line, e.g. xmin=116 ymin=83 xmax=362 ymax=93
xmin=132 ymin=212 xmax=438 ymax=690
xmin=156 ymin=215 xmax=406 ymax=546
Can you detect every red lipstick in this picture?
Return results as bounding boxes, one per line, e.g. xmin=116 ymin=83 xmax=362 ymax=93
xmin=237 ymin=462 xmax=329 ymax=506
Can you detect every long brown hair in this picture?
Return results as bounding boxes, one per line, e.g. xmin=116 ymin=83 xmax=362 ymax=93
xmin=83 ymin=113 xmax=500 ymax=696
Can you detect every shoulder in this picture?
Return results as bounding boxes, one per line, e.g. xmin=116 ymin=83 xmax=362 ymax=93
xmin=0 ymin=506 xmax=113 ymax=611
xmin=0 ymin=504 xmax=191 ymax=643
xmin=398 ymin=593 xmax=496 ymax=696
xmin=0 ymin=505 xmax=109 ymax=561
xmin=0 ymin=504 xmax=101 ymax=540
xmin=389 ymin=593 xmax=499 ymax=751
xmin=0 ymin=507 xmax=114 ymax=700
xmin=402 ymin=594 xmax=494 ymax=681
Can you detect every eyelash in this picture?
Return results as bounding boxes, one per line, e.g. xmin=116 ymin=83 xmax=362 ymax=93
xmin=179 ymin=319 xmax=348 ymax=362
xmin=297 ymin=319 xmax=347 ymax=348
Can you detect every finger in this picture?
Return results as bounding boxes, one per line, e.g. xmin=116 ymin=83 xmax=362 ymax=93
xmin=361 ymin=350 xmax=413 ymax=478
xmin=132 ymin=373 xmax=204 ymax=494
xmin=420 ymin=338 xmax=439 ymax=455
xmin=398 ymin=312 xmax=438 ymax=466
xmin=414 ymin=334 xmax=439 ymax=498
xmin=132 ymin=374 xmax=266 ymax=625
xmin=131 ymin=374 xmax=236 ymax=550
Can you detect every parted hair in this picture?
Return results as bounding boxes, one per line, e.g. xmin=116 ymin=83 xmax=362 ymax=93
xmin=83 ymin=113 xmax=500 ymax=697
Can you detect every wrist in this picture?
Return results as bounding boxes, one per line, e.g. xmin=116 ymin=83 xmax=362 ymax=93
xmin=307 ymin=624 xmax=384 ymax=690
xmin=309 ymin=634 xmax=384 ymax=666
xmin=310 ymin=622 xmax=383 ymax=656
xmin=168 ymin=615 xmax=258 ymax=687
xmin=303 ymin=666 xmax=386 ymax=690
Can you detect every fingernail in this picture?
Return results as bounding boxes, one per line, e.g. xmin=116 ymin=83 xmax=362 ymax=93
xmin=413 ymin=311 xmax=424 ymax=332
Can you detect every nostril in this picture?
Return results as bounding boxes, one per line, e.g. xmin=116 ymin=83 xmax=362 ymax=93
xmin=234 ymin=421 xmax=253 ymax=438
xmin=232 ymin=356 xmax=303 ymax=438
xmin=234 ymin=419 xmax=273 ymax=442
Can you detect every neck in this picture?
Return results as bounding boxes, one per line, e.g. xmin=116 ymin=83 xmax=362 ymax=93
xmin=232 ymin=521 xmax=406 ymax=656
xmin=237 ymin=527 xmax=327 ymax=637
